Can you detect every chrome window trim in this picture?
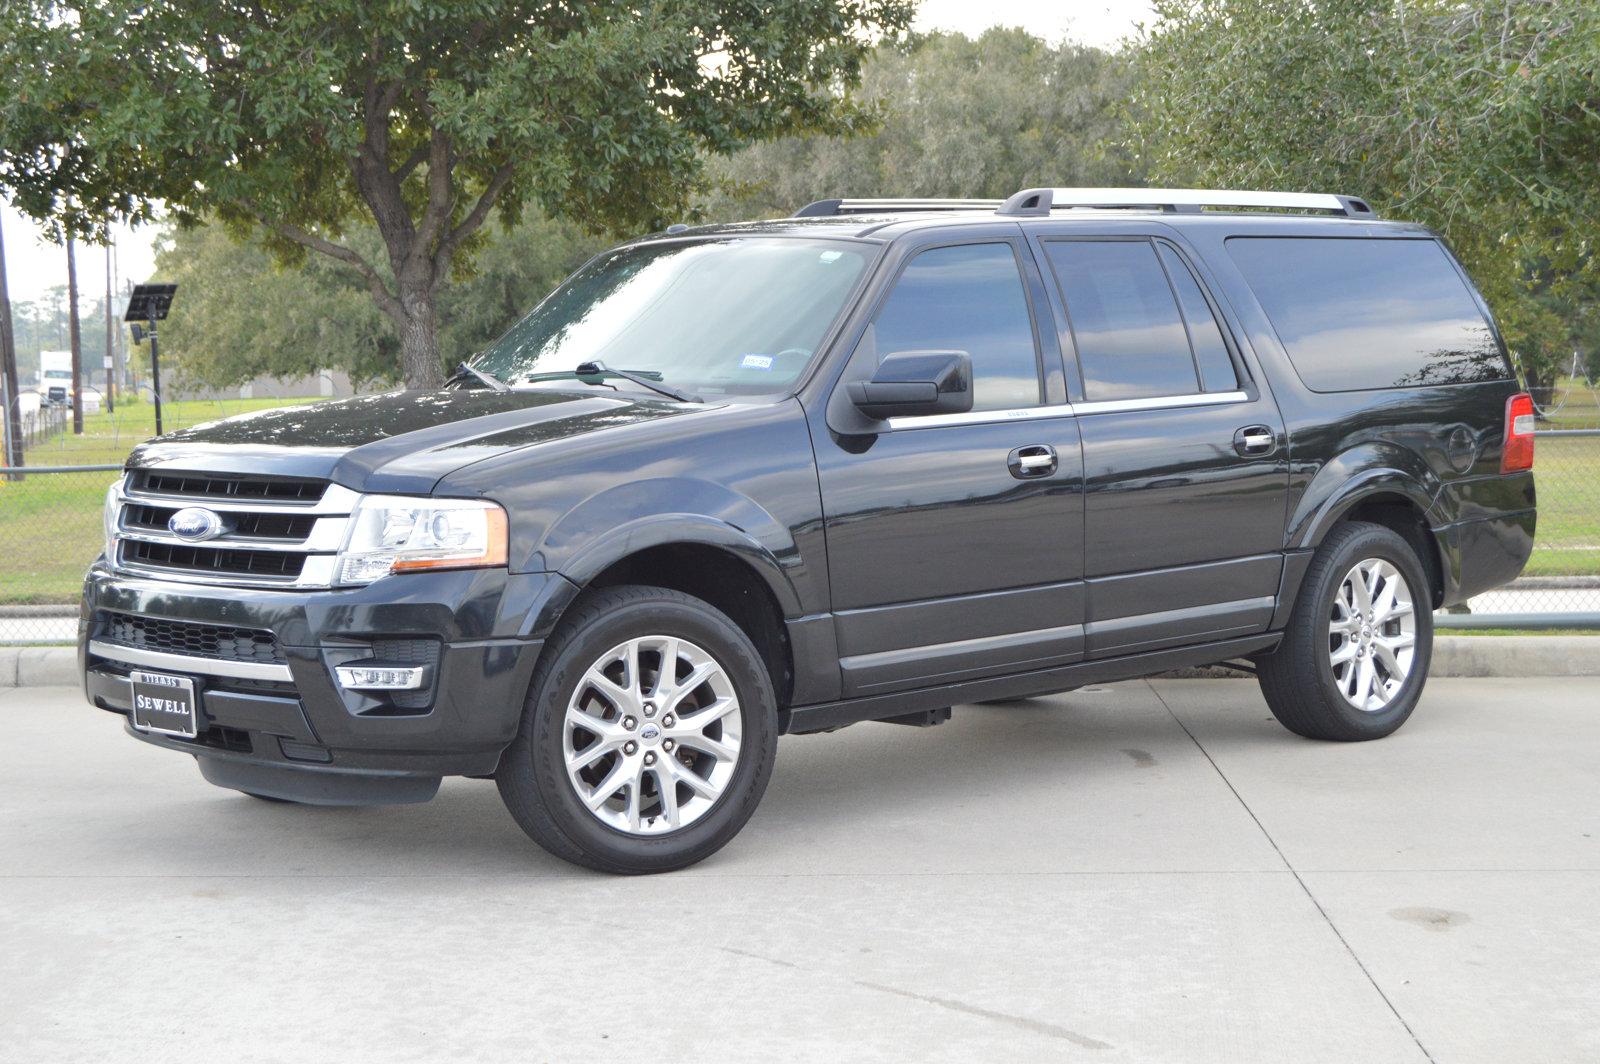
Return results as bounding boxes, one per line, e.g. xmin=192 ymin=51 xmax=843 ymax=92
xmin=885 ymin=405 xmax=1076 ymax=431
xmin=884 ymin=390 xmax=1249 ymax=430
xmin=89 ymin=640 xmax=295 ymax=682
xmin=1073 ymin=390 xmax=1249 ymax=416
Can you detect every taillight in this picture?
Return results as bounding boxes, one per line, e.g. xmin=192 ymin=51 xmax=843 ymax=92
xmin=1501 ymin=392 xmax=1535 ymax=473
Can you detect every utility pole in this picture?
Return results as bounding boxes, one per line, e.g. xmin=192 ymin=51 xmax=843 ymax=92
xmin=0 ymin=211 xmax=23 ymax=471
xmin=113 ymin=244 xmax=126 ymax=395
xmin=104 ymin=238 xmax=115 ymax=413
xmin=66 ymin=234 xmax=83 ymax=434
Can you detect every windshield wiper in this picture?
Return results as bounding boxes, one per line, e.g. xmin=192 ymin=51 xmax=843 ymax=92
xmin=574 ymin=360 xmax=702 ymax=403
xmin=447 ymin=361 xmax=509 ymax=392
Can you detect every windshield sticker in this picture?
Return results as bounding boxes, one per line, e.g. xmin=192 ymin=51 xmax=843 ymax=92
xmin=819 ymin=251 xmax=843 ymax=263
xmin=740 ymin=354 xmax=775 ymax=370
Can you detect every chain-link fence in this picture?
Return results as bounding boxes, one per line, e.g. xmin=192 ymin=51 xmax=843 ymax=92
xmin=1 ymin=464 xmax=119 ymax=644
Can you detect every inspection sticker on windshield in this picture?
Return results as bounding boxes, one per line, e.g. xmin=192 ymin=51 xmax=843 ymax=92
xmin=740 ymin=354 xmax=774 ymax=370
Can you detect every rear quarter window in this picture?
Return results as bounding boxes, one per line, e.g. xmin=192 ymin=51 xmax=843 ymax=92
xmin=1226 ymin=236 xmax=1510 ymax=391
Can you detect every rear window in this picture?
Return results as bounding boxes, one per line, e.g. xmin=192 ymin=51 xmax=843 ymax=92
xmin=1227 ymin=237 xmax=1509 ymax=391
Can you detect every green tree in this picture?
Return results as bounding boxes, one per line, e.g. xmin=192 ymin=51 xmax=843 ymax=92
xmin=0 ymin=0 xmax=913 ymax=389
xmin=154 ymin=213 xmax=602 ymax=389
xmin=710 ymin=29 xmax=1139 ymax=216
xmin=1129 ymin=0 xmax=1600 ymax=386
xmin=131 ymin=29 xmax=1142 ymax=391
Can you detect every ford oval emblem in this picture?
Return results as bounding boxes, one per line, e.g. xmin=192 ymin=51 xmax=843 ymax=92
xmin=167 ymin=507 xmax=227 ymax=542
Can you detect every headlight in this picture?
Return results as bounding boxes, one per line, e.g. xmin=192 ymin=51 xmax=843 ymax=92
xmin=337 ymin=496 xmax=508 ymax=586
xmin=103 ymin=480 xmax=122 ymax=562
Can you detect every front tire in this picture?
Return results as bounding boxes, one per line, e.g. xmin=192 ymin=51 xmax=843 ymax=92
xmin=1257 ymin=521 xmax=1433 ymax=741
xmin=496 ymin=585 xmax=778 ymax=874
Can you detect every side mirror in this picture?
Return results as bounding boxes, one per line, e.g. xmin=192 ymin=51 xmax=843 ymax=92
xmin=847 ymin=350 xmax=973 ymax=420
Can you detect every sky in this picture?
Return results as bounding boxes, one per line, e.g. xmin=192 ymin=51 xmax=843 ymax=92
xmin=0 ymin=0 xmax=1151 ymax=309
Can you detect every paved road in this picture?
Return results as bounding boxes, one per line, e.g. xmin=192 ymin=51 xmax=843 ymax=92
xmin=3 ymin=678 xmax=1596 ymax=1063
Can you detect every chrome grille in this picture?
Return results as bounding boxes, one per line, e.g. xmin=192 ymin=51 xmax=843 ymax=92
xmin=120 ymin=539 xmax=308 ymax=579
xmin=123 ymin=503 xmax=317 ymax=541
xmin=127 ymin=468 xmax=326 ymax=502
xmin=110 ymin=470 xmax=358 ymax=589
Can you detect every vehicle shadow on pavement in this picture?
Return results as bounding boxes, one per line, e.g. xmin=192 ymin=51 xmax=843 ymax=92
xmin=96 ymin=681 xmax=1285 ymax=876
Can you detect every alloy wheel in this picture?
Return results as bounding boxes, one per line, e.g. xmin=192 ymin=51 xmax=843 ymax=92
xmin=562 ymin=635 xmax=742 ymax=834
xmin=1328 ymin=557 xmax=1417 ymax=712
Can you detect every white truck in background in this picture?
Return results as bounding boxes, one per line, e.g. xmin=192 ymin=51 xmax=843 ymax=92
xmin=36 ymin=349 xmax=101 ymax=414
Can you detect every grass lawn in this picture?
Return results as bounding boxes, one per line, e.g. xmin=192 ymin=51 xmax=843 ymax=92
xmin=1 ymin=394 xmax=1596 ymax=605
xmin=14 ymin=396 xmax=321 ymax=467
xmin=1 ymin=396 xmax=322 ymax=604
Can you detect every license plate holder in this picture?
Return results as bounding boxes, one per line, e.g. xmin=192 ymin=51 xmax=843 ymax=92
xmin=129 ymin=670 xmax=199 ymax=738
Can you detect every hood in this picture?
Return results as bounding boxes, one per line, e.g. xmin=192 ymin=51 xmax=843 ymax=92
xmin=125 ymin=388 xmax=695 ymax=494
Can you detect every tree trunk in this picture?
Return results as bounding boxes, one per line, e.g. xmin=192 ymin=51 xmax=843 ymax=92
xmin=397 ymin=283 xmax=444 ymax=390
xmin=66 ymin=235 xmax=83 ymax=435
xmin=0 ymin=213 xmax=24 ymax=471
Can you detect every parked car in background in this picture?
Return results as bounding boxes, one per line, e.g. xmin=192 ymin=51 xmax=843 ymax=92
xmin=81 ymin=188 xmax=1536 ymax=873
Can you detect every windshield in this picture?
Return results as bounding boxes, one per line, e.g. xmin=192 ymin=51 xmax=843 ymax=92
xmin=44 ymin=369 xmax=71 ymax=380
xmin=473 ymin=237 xmax=870 ymax=398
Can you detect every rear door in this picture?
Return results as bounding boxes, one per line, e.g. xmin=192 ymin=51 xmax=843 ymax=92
xmin=1027 ymin=228 xmax=1290 ymax=657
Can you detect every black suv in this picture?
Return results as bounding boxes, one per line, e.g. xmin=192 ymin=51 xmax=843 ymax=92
xmin=81 ymin=188 xmax=1537 ymax=873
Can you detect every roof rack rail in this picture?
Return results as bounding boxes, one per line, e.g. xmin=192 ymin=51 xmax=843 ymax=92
xmin=995 ymin=187 xmax=1377 ymax=219
xmin=794 ymin=198 xmax=1004 ymax=218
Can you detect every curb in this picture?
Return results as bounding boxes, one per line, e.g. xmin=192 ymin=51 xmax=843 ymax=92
xmin=2 ymin=646 xmax=80 ymax=688
xmin=1429 ymin=635 xmax=1600 ymax=678
xmin=3 ymin=637 xmax=1595 ymax=690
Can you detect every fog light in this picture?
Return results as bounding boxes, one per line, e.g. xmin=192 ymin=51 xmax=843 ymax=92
xmin=335 ymin=665 xmax=428 ymax=691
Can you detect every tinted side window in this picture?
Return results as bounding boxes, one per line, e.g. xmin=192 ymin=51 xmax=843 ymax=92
xmin=873 ymin=243 xmax=1041 ymax=412
xmin=1227 ymin=237 xmax=1510 ymax=391
xmin=1157 ymin=244 xmax=1239 ymax=393
xmin=1043 ymin=240 xmax=1199 ymax=401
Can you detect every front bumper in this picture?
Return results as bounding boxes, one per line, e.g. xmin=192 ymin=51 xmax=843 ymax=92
xmin=80 ymin=561 xmax=576 ymax=799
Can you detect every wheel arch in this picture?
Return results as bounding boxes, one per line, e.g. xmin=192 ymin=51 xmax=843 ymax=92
xmin=574 ymin=539 xmax=797 ymax=708
xmin=1291 ymin=463 xmax=1446 ymax=610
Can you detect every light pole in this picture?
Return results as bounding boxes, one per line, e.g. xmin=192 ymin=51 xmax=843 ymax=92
xmin=124 ymin=283 xmax=176 ymax=437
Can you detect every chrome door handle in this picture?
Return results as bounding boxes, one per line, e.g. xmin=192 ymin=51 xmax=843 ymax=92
xmin=1008 ymin=445 xmax=1057 ymax=479
xmin=1233 ymin=426 xmax=1276 ymax=456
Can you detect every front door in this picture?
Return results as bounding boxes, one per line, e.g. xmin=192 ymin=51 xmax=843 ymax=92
xmin=813 ymin=237 xmax=1086 ymax=696
xmin=1030 ymin=232 xmax=1290 ymax=657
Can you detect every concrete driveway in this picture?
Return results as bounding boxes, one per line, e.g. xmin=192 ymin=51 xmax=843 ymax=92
xmin=3 ymin=677 xmax=1596 ymax=1063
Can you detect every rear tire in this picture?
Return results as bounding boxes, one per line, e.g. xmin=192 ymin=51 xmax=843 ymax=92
xmin=496 ymin=585 xmax=778 ymax=874
xmin=1258 ymin=521 xmax=1433 ymax=741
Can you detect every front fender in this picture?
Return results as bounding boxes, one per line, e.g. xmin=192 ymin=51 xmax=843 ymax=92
xmin=536 ymin=477 xmax=806 ymax=617
xmin=1289 ymin=442 xmax=1442 ymax=549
